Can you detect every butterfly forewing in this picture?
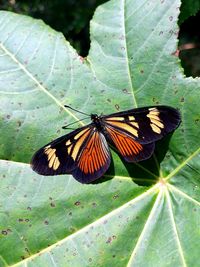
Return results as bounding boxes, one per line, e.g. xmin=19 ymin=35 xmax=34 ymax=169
xmin=103 ymin=106 xmax=181 ymax=144
xmin=31 ymin=125 xmax=92 ymax=176
xmin=31 ymin=125 xmax=111 ymax=183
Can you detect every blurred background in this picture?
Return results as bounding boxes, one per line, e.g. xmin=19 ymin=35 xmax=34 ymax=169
xmin=1 ymin=0 xmax=200 ymax=77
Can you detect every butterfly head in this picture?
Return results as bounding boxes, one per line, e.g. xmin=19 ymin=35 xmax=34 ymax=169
xmin=91 ymin=113 xmax=103 ymax=129
xmin=91 ymin=113 xmax=99 ymax=122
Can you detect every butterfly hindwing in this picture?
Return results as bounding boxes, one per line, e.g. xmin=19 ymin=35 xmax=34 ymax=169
xmin=103 ymin=105 xmax=181 ymax=144
xmin=71 ymin=130 xmax=111 ymax=183
xmin=104 ymin=124 xmax=155 ymax=162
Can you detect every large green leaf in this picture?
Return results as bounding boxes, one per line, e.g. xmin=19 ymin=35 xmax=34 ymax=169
xmin=0 ymin=0 xmax=200 ymax=266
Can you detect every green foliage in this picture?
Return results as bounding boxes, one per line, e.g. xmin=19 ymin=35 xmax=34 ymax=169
xmin=0 ymin=0 xmax=107 ymax=56
xmin=179 ymin=0 xmax=200 ymax=24
xmin=0 ymin=0 xmax=200 ymax=266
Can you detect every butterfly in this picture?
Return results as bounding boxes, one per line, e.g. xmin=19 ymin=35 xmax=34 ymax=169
xmin=31 ymin=105 xmax=181 ymax=183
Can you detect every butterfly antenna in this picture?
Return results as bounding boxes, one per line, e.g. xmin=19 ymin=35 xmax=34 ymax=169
xmin=62 ymin=116 xmax=90 ymax=129
xmin=64 ymin=105 xmax=90 ymax=116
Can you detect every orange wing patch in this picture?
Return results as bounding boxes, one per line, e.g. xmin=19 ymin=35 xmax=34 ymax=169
xmin=106 ymin=126 xmax=143 ymax=157
xmin=77 ymin=131 xmax=109 ymax=175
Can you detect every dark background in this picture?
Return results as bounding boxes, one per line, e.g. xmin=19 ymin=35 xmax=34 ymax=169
xmin=1 ymin=0 xmax=200 ymax=77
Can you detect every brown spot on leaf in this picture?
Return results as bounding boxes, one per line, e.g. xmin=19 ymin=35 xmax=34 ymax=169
xmin=115 ymin=104 xmax=120 ymax=110
xmin=25 ymin=247 xmax=29 ymax=253
xmin=74 ymin=201 xmax=81 ymax=206
xmin=122 ymin=88 xmax=128 ymax=94
xmin=50 ymin=202 xmax=56 ymax=208
xmin=2 ymin=230 xmax=8 ymax=235
xmin=92 ymin=202 xmax=97 ymax=207
xmin=106 ymin=235 xmax=116 ymax=244
xmin=106 ymin=237 xmax=112 ymax=243
xmin=17 ymin=121 xmax=22 ymax=127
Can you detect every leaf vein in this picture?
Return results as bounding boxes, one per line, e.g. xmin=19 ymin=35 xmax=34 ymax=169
xmin=11 ymin=184 xmax=159 ymax=266
xmin=165 ymin=189 xmax=187 ymax=267
xmin=127 ymin=189 xmax=163 ymax=266
xmin=0 ymin=39 xmax=82 ymax=124
xmin=164 ymin=147 xmax=200 ymax=181
xmin=168 ymin=184 xmax=200 ymax=206
xmin=122 ymin=0 xmax=137 ymax=107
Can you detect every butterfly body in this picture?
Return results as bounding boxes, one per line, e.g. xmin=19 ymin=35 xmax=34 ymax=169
xmin=31 ymin=106 xmax=181 ymax=183
xmin=90 ymin=113 xmax=105 ymax=131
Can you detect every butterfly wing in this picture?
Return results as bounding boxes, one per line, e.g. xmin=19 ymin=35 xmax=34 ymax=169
xmin=104 ymin=124 xmax=155 ymax=162
xmin=102 ymin=105 xmax=180 ymax=162
xmin=31 ymin=125 xmax=111 ymax=183
xmin=103 ymin=106 xmax=181 ymax=144
xmin=31 ymin=125 xmax=92 ymax=176
xmin=71 ymin=130 xmax=111 ymax=183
